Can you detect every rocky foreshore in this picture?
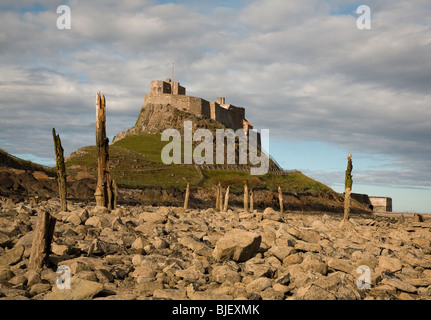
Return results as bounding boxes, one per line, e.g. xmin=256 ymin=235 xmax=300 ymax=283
xmin=0 ymin=197 xmax=430 ymax=300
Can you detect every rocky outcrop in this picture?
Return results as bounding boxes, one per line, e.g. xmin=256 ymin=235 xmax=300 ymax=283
xmin=0 ymin=197 xmax=430 ymax=300
xmin=0 ymin=169 xmax=95 ymax=200
xmin=112 ymin=104 xmax=222 ymax=144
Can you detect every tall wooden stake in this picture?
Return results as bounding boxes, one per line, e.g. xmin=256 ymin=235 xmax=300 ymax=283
xmin=111 ymin=178 xmax=117 ymax=210
xmin=223 ymin=185 xmax=230 ymax=212
xmin=219 ymin=183 xmax=223 ymax=211
xmin=278 ymin=186 xmax=284 ymax=214
xmin=215 ymin=183 xmax=221 ymax=211
xmin=184 ymin=182 xmax=190 ymax=209
xmin=29 ymin=211 xmax=56 ymax=271
xmin=344 ymin=153 xmax=353 ymax=221
xmin=94 ymin=91 xmax=114 ymax=208
xmin=244 ymin=183 xmax=249 ymax=213
xmin=249 ymin=188 xmax=254 ymax=212
xmin=52 ymin=128 xmax=67 ymax=211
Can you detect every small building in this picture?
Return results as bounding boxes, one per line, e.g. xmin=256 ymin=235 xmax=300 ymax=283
xmin=369 ymin=197 xmax=392 ymax=212
xmin=351 ymin=193 xmax=373 ymax=210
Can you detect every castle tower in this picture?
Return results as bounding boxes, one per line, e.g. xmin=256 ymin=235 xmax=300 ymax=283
xmin=150 ymin=79 xmax=185 ymax=95
xmin=217 ymin=97 xmax=225 ymax=105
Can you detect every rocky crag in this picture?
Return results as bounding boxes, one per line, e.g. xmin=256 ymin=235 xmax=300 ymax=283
xmin=0 ymin=197 xmax=430 ymax=300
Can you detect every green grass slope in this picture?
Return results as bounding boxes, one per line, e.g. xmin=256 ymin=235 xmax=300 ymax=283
xmin=65 ymin=133 xmax=335 ymax=195
xmin=0 ymin=148 xmax=55 ymax=176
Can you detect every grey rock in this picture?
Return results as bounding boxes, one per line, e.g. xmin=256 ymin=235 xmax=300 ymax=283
xmin=245 ymin=277 xmax=272 ymax=294
xmin=43 ymin=277 xmax=104 ymax=300
xmin=0 ymin=245 xmax=24 ymax=266
xmin=297 ymin=284 xmax=337 ymax=300
xmin=213 ymin=229 xmax=261 ymax=262
xmin=153 ymin=288 xmax=187 ymax=300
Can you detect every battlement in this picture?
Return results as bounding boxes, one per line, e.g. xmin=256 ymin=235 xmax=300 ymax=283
xmin=145 ymin=80 xmax=246 ymax=131
xmin=150 ymin=78 xmax=186 ymax=95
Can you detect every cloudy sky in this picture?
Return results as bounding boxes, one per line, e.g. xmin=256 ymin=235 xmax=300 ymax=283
xmin=0 ymin=0 xmax=430 ymax=212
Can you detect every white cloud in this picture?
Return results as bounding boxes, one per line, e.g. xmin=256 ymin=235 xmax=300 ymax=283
xmin=0 ymin=0 xmax=430 ymax=192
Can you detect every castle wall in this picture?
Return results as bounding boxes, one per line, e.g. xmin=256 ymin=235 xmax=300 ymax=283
xmin=144 ymin=93 xmax=210 ymax=118
xmin=209 ymin=102 xmax=244 ymax=131
xmin=145 ymin=92 xmax=245 ymax=131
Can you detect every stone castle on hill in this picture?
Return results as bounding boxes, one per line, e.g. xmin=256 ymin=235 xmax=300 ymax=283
xmin=145 ymin=78 xmax=253 ymax=133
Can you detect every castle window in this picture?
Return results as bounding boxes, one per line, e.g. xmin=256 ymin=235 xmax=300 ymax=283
xmin=158 ymin=87 xmax=161 ymax=92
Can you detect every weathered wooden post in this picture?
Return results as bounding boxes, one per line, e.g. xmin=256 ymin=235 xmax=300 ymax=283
xmin=219 ymin=183 xmax=223 ymax=211
xmin=244 ymin=183 xmax=249 ymax=213
xmin=215 ymin=183 xmax=221 ymax=211
xmin=29 ymin=211 xmax=56 ymax=271
xmin=223 ymin=185 xmax=230 ymax=212
xmin=249 ymin=188 xmax=254 ymax=212
xmin=52 ymin=128 xmax=67 ymax=212
xmin=94 ymin=91 xmax=113 ymax=208
xmin=107 ymin=174 xmax=113 ymax=210
xmin=343 ymin=153 xmax=353 ymax=222
xmin=111 ymin=178 xmax=118 ymax=210
xmin=184 ymin=182 xmax=190 ymax=209
xmin=278 ymin=186 xmax=284 ymax=214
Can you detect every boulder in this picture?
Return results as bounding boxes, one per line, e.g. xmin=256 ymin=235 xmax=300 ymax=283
xmin=297 ymin=284 xmax=337 ymax=300
xmin=153 ymin=288 xmax=187 ymax=300
xmin=381 ymin=277 xmax=417 ymax=294
xmin=300 ymin=254 xmax=328 ymax=276
xmin=294 ymin=241 xmax=321 ymax=253
xmin=139 ymin=212 xmax=167 ymax=224
xmin=213 ymin=229 xmax=261 ymax=262
xmin=134 ymin=281 xmax=164 ymax=297
xmin=43 ymin=277 xmax=104 ymax=300
xmin=211 ymin=265 xmax=241 ymax=284
xmin=378 ymin=256 xmax=402 ymax=273
xmin=283 ymin=253 xmax=303 ymax=266
xmin=268 ymin=245 xmax=296 ymax=261
xmin=85 ymin=216 xmax=110 ymax=229
xmin=262 ymin=208 xmax=282 ymax=222
xmin=0 ymin=245 xmax=24 ymax=266
xmin=245 ymin=277 xmax=273 ymax=294
xmin=328 ymin=258 xmax=355 ymax=274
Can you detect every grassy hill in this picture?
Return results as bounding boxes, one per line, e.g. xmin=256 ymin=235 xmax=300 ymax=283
xmin=0 ymin=148 xmax=55 ymax=176
xmin=64 ymin=101 xmax=375 ymax=213
xmin=65 ymin=132 xmax=335 ymax=195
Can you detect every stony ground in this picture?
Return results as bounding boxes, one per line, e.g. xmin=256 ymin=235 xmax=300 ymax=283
xmin=0 ymin=197 xmax=431 ymax=300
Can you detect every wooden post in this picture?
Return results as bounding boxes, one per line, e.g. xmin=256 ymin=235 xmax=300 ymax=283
xmin=107 ymin=174 xmax=113 ymax=210
xmin=278 ymin=186 xmax=283 ymax=214
xmin=343 ymin=154 xmax=353 ymax=221
xmin=244 ymin=183 xmax=249 ymax=213
xmin=219 ymin=183 xmax=223 ymax=211
xmin=223 ymin=186 xmax=230 ymax=212
xmin=184 ymin=182 xmax=190 ymax=209
xmin=52 ymin=128 xmax=67 ymax=212
xmin=29 ymin=211 xmax=56 ymax=271
xmin=249 ymin=188 xmax=254 ymax=212
xmin=94 ymin=92 xmax=112 ymax=208
xmin=215 ymin=183 xmax=220 ymax=211
xmin=111 ymin=178 xmax=117 ymax=210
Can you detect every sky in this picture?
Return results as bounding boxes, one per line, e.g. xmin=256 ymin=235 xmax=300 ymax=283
xmin=0 ymin=0 xmax=430 ymax=213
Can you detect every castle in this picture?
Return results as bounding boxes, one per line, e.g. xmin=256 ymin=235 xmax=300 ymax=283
xmin=145 ymin=79 xmax=252 ymax=133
